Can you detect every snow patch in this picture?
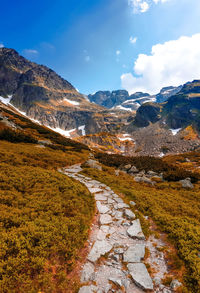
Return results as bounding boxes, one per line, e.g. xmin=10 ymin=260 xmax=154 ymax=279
xmin=122 ymin=99 xmax=139 ymax=105
xmin=64 ymin=98 xmax=80 ymax=106
xmin=0 ymin=95 xmax=12 ymax=105
xmin=118 ymin=134 xmax=134 ymax=142
xmin=170 ymin=128 xmax=182 ymax=136
xmin=47 ymin=126 xmax=76 ymax=137
xmin=83 ymin=95 xmax=90 ymax=102
xmin=78 ymin=125 xmax=86 ymax=136
xmin=115 ymin=105 xmax=132 ymax=112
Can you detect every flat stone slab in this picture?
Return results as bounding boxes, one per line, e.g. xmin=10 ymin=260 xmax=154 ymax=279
xmin=114 ymin=197 xmax=124 ymax=203
xmin=97 ymin=201 xmax=110 ymax=214
xmin=124 ymin=209 xmax=135 ymax=220
xmin=127 ymin=263 xmax=153 ymax=290
xmin=89 ymin=187 xmax=103 ymax=193
xmin=127 ymin=219 xmax=145 ymax=240
xmin=100 ymin=225 xmax=110 ymax=233
xmin=64 ymin=165 xmax=82 ymax=173
xmin=99 ymin=214 xmax=112 ymax=225
xmin=81 ymin=262 xmax=95 ymax=282
xmin=108 ymin=198 xmax=115 ymax=204
xmin=117 ymin=203 xmax=130 ymax=209
xmin=109 ymin=277 xmax=122 ymax=287
xmin=95 ymin=194 xmax=107 ymax=201
xmin=97 ymin=229 xmax=107 ymax=240
xmin=123 ymin=244 xmax=145 ymax=263
xmin=114 ymin=211 xmax=123 ymax=220
xmin=79 ymin=285 xmax=97 ymax=293
xmin=87 ymin=240 xmax=113 ymax=262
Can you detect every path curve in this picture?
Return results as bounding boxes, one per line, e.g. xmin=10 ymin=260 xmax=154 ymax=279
xmin=61 ymin=164 xmax=154 ymax=293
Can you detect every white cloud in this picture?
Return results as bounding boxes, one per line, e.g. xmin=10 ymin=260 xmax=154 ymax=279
xmin=128 ymin=0 xmax=170 ymax=13
xmin=130 ymin=36 xmax=137 ymax=44
xmin=23 ymin=49 xmax=39 ymax=58
xmin=116 ymin=50 xmax=121 ymax=55
xmin=121 ymin=33 xmax=200 ymax=94
xmin=140 ymin=1 xmax=149 ymax=12
xmin=85 ymin=55 xmax=90 ymax=62
xmin=153 ymin=0 xmax=169 ymax=3
xmin=128 ymin=0 xmax=149 ymax=13
xmin=0 ymin=43 xmax=4 ymax=48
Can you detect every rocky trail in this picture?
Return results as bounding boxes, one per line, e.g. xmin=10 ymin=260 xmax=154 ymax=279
xmin=60 ymin=164 xmax=173 ymax=293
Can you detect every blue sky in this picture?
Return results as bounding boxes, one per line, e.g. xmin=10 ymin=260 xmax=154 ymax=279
xmin=1 ymin=0 xmax=200 ymax=94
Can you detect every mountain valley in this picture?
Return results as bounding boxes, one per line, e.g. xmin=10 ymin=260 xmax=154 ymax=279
xmin=0 ymin=47 xmax=200 ymax=293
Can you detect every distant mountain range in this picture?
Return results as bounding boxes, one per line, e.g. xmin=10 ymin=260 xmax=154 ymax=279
xmin=0 ymin=47 xmax=200 ymax=156
xmin=88 ymin=86 xmax=182 ymax=111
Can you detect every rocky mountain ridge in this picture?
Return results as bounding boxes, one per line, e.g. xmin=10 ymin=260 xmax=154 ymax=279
xmin=88 ymin=86 xmax=182 ymax=111
xmin=0 ymin=48 xmax=124 ymax=136
xmin=0 ymin=47 xmax=200 ymax=157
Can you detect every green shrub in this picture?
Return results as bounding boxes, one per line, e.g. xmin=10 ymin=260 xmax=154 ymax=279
xmin=0 ymin=128 xmax=37 ymax=143
xmin=0 ymin=163 xmax=95 ymax=292
xmin=94 ymin=152 xmax=199 ymax=182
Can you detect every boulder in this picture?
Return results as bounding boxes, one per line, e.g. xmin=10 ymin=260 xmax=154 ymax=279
xmin=115 ymin=169 xmax=120 ymax=176
xmin=147 ymin=170 xmax=157 ymax=177
xmin=170 ymin=279 xmax=182 ymax=289
xmin=87 ymin=240 xmax=113 ymax=262
xmin=134 ymin=176 xmax=155 ymax=185
xmin=127 ymin=219 xmax=145 ymax=240
xmin=123 ymin=244 xmax=145 ymax=263
xmin=129 ymin=201 xmax=136 ymax=206
xmin=127 ymin=263 xmax=153 ymax=290
xmin=179 ymin=178 xmax=194 ymax=189
xmin=128 ymin=165 xmax=138 ymax=174
xmin=124 ymin=209 xmax=135 ymax=220
xmin=84 ymin=159 xmax=102 ymax=171
xmin=123 ymin=164 xmax=132 ymax=171
xmin=153 ymin=277 xmax=161 ymax=286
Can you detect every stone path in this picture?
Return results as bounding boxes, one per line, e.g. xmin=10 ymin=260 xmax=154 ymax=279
xmin=61 ymin=164 xmax=154 ymax=292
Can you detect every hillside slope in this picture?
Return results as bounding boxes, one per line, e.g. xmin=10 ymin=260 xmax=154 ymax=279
xmin=0 ymin=101 xmax=96 ymax=292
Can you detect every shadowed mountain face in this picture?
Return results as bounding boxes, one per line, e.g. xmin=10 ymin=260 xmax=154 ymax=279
xmin=0 ymin=47 xmax=82 ymax=108
xmin=125 ymin=80 xmax=200 ymax=130
xmin=0 ymin=48 xmax=124 ymax=135
xmin=88 ymin=90 xmax=151 ymax=110
xmin=164 ymin=81 xmax=200 ymax=130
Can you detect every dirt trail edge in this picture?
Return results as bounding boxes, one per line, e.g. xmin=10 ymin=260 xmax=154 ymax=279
xmin=60 ymin=164 xmax=170 ymax=293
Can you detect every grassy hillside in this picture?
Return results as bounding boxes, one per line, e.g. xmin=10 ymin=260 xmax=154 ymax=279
xmin=82 ymin=155 xmax=200 ymax=292
xmin=0 ymin=107 xmax=95 ymax=292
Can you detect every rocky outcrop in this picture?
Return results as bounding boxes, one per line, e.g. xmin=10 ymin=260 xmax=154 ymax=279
xmin=88 ymin=90 xmax=129 ymax=108
xmin=164 ymin=81 xmax=200 ymax=131
xmin=133 ymin=103 xmax=162 ymax=128
xmin=88 ymin=86 xmax=182 ymax=111
xmin=154 ymin=86 xmax=182 ymax=103
xmin=179 ymin=178 xmax=194 ymax=189
xmin=0 ymin=47 xmax=127 ymax=136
